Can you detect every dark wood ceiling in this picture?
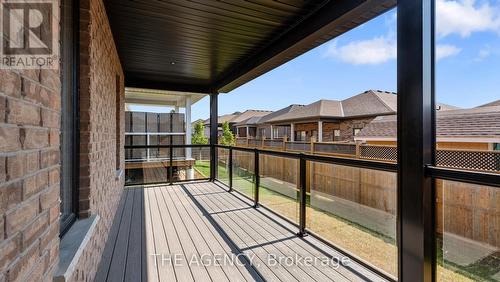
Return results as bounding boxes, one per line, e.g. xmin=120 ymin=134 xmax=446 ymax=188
xmin=106 ymin=0 xmax=395 ymax=93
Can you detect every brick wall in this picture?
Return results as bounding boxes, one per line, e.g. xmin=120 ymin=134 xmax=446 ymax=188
xmin=339 ymin=117 xmax=375 ymax=141
xmin=67 ymin=0 xmax=125 ymax=280
xmin=0 ymin=67 xmax=61 ymax=281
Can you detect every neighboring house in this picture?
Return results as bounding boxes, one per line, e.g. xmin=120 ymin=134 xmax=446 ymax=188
xmin=204 ymin=110 xmax=272 ymax=137
xmin=355 ymin=105 xmax=500 ymax=150
xmin=263 ymin=90 xmax=400 ymax=142
xmin=233 ymin=90 xmax=459 ymax=143
xmin=235 ymin=104 xmax=305 ymax=139
xmin=192 ymin=118 xmax=205 ymax=125
xmin=478 ymin=99 xmax=500 ymax=108
xmin=203 ymin=111 xmax=241 ymax=137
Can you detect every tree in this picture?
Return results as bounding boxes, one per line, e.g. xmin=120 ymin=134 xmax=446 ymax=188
xmin=192 ymin=121 xmax=208 ymax=145
xmin=220 ymin=121 xmax=235 ymax=146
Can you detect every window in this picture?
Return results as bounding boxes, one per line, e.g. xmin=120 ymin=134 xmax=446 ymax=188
xmin=60 ymin=0 xmax=78 ymax=235
xmin=259 ymin=128 xmax=266 ymax=138
xmin=295 ymin=131 xmax=306 ymax=141
xmin=115 ymin=75 xmax=121 ymax=170
xmin=273 ymin=127 xmax=279 ymax=138
xmin=353 ymin=128 xmax=362 ymax=136
xmin=238 ymin=127 xmax=246 ymax=137
xmin=333 ymin=129 xmax=341 ymax=141
xmin=311 ymin=130 xmax=318 ymax=141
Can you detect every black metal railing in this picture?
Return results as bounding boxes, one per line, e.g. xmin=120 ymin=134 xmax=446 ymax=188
xmin=215 ymin=144 xmax=398 ymax=281
xmin=124 ymin=143 xmax=500 ymax=281
xmin=213 ymin=144 xmax=500 ymax=282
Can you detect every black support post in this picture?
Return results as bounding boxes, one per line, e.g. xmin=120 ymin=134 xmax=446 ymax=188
xmin=228 ymin=147 xmax=233 ymax=191
xmin=298 ymin=156 xmax=307 ymax=237
xmin=253 ymin=149 xmax=259 ymax=208
xmin=397 ymin=0 xmax=435 ymax=281
xmin=210 ymin=93 xmax=218 ymax=181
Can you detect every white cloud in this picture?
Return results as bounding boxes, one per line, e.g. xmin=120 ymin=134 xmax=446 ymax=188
xmin=437 ymin=0 xmax=500 ymax=37
xmin=436 ymin=44 xmax=461 ymax=59
xmin=325 ymin=38 xmax=460 ymax=65
xmin=324 ymin=37 xmax=396 ymax=65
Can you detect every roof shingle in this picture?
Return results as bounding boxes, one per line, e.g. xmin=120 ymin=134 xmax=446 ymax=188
xmin=356 ymin=105 xmax=500 ymax=140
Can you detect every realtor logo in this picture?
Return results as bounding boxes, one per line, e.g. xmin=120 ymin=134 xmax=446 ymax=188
xmin=1 ymin=0 xmax=59 ymax=69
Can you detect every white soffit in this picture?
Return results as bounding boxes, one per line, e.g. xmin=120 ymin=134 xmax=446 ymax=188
xmin=125 ymin=87 xmax=207 ymax=107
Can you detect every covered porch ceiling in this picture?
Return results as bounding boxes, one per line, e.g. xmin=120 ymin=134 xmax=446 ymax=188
xmin=106 ymin=0 xmax=395 ymax=94
xmin=125 ymin=87 xmax=206 ymax=107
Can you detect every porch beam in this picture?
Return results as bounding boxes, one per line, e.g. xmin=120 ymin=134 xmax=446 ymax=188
xmin=397 ymin=0 xmax=435 ymax=281
xmin=210 ymin=93 xmax=218 ymax=181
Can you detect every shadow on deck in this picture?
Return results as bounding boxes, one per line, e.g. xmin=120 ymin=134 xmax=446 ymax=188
xmin=95 ymin=182 xmax=388 ymax=282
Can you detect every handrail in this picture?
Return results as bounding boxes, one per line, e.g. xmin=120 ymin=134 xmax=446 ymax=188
xmin=425 ymin=165 xmax=500 ymax=188
xmin=215 ymin=144 xmax=397 ymax=172
xmin=125 ymin=132 xmax=186 ymax=136
xmin=124 ymin=144 xmax=210 ymax=149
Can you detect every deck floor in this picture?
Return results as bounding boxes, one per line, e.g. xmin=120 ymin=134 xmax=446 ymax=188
xmin=95 ymin=182 xmax=388 ymax=282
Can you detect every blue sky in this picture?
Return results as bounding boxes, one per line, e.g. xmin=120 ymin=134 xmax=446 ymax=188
xmin=133 ymin=1 xmax=500 ymax=121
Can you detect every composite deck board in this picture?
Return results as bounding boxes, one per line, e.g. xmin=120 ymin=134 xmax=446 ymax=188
xmin=170 ymin=184 xmax=262 ymax=282
xmin=204 ymin=183 xmax=360 ymax=282
xmin=188 ymin=183 xmax=318 ymax=282
xmin=124 ymin=189 xmax=144 ymax=282
xmin=107 ymin=188 xmax=135 ymax=282
xmin=152 ymin=188 xmax=197 ymax=282
xmin=210 ymin=183 xmax=386 ymax=282
xmin=198 ymin=183 xmax=348 ymax=282
xmin=146 ymin=188 xmax=177 ymax=282
xmin=208 ymin=183 xmax=385 ymax=282
xmin=159 ymin=187 xmax=227 ymax=282
xmin=189 ymin=185 xmax=296 ymax=282
xmin=164 ymin=187 xmax=242 ymax=282
xmin=96 ymin=182 xmax=389 ymax=282
xmin=94 ymin=190 xmax=128 ymax=281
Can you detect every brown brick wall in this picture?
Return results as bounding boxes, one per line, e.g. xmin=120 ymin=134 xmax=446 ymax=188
xmin=339 ymin=117 xmax=375 ymax=141
xmin=67 ymin=0 xmax=125 ymax=280
xmin=0 ymin=67 xmax=61 ymax=281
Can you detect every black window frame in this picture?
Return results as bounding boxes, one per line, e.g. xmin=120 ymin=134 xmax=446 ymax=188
xmin=59 ymin=0 xmax=80 ymax=236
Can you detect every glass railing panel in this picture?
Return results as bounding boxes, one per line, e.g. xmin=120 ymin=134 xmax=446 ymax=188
xmin=259 ymin=154 xmax=299 ymax=224
xmin=217 ymin=147 xmax=230 ymax=186
xmin=176 ymin=146 xmax=211 ymax=181
xmin=232 ymin=150 xmax=255 ymax=200
xmin=124 ymin=146 xmax=170 ymax=185
xmin=125 ymin=145 xmax=210 ymax=185
xmin=306 ymin=161 xmax=398 ymax=277
xmin=436 ymin=179 xmax=499 ymax=282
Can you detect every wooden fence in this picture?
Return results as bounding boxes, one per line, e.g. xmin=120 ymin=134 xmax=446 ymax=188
xmin=237 ymin=137 xmax=500 ymax=172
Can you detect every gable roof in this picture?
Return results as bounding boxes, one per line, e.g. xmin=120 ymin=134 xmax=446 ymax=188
xmin=341 ymin=90 xmax=397 ymax=117
xmin=267 ymin=90 xmax=398 ymax=123
xmin=356 ymin=105 xmax=500 ymax=141
xmin=235 ymin=104 xmax=305 ymax=126
xmin=478 ymin=100 xmax=500 ymax=108
xmin=230 ymin=110 xmax=273 ymax=124
xmin=205 ymin=110 xmax=271 ymax=125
